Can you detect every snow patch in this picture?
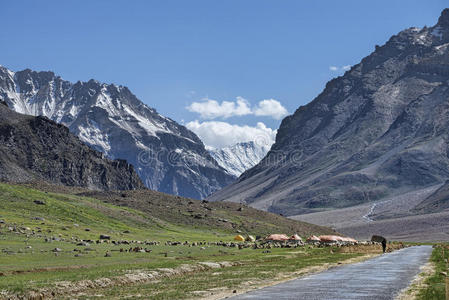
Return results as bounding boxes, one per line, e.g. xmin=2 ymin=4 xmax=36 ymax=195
xmin=78 ymin=121 xmax=111 ymax=154
xmin=209 ymin=141 xmax=270 ymax=177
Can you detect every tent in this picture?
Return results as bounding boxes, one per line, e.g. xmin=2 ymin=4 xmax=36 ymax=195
xmin=318 ymin=235 xmax=342 ymax=242
xmin=246 ymin=235 xmax=256 ymax=242
xmin=341 ymin=237 xmax=358 ymax=243
xmin=265 ymin=234 xmax=289 ymax=241
xmin=306 ymin=235 xmax=320 ymax=242
xmin=289 ymin=234 xmax=302 ymax=241
xmin=319 ymin=235 xmax=357 ymax=243
xmin=234 ymin=234 xmax=245 ymax=241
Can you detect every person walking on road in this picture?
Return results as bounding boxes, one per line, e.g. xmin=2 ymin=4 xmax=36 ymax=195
xmin=382 ymin=239 xmax=387 ymax=253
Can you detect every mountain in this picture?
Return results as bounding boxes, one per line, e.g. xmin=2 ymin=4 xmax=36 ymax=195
xmin=209 ymin=9 xmax=449 ymax=216
xmin=0 ymin=67 xmax=235 ymax=199
xmin=208 ymin=141 xmax=271 ymax=177
xmin=0 ymin=102 xmax=144 ymax=190
xmin=412 ymin=180 xmax=449 ymax=214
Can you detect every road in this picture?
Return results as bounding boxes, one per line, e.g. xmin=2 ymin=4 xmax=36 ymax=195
xmin=229 ymin=245 xmax=433 ymax=300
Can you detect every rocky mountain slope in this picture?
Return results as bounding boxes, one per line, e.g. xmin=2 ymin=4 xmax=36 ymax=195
xmin=0 ymin=102 xmax=144 ymax=190
xmin=0 ymin=67 xmax=235 ymax=199
xmin=209 ymin=9 xmax=449 ymax=216
xmin=209 ymin=141 xmax=270 ymax=177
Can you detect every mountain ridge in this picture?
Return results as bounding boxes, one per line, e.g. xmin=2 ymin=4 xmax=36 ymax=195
xmin=0 ymin=103 xmax=145 ymax=190
xmin=209 ymin=8 xmax=449 ymax=216
xmin=0 ymin=66 xmax=235 ymax=199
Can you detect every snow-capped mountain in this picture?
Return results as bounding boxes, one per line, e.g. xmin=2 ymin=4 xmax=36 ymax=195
xmin=209 ymin=141 xmax=271 ymax=177
xmin=0 ymin=67 xmax=235 ymax=199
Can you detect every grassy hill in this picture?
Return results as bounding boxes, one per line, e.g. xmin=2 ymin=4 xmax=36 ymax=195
xmin=9 ymin=181 xmax=335 ymax=238
xmin=0 ymin=182 xmax=344 ymax=298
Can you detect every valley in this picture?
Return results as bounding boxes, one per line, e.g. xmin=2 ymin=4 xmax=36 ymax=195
xmin=1 ymin=3 xmax=449 ymax=299
xmin=293 ymin=185 xmax=449 ymax=242
xmin=0 ymin=182 xmax=379 ymax=299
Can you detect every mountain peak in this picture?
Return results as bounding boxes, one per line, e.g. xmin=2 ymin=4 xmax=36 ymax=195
xmin=209 ymin=141 xmax=270 ymax=177
xmin=437 ymin=8 xmax=449 ymax=27
xmin=208 ymin=9 xmax=449 ymax=215
xmin=0 ymin=65 xmax=235 ymax=199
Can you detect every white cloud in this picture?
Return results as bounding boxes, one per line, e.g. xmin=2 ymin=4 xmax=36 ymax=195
xmin=253 ymin=99 xmax=288 ymax=120
xmin=186 ymin=120 xmax=277 ymax=149
xmin=186 ymin=96 xmax=251 ymax=119
xmin=329 ymin=65 xmax=352 ymax=72
xmin=187 ymin=97 xmax=288 ymax=120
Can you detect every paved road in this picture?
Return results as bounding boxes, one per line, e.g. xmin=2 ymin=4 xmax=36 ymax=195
xmin=230 ymin=245 xmax=433 ymax=300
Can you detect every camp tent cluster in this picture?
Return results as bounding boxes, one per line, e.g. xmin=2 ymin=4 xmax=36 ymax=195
xmin=233 ymin=234 xmax=357 ymax=244
xmin=233 ymin=234 xmax=304 ymax=242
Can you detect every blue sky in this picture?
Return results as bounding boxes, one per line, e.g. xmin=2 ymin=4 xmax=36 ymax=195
xmin=1 ymin=1 xmax=447 ymax=148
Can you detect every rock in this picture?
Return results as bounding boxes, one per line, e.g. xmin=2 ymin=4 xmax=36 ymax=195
xmin=85 ymin=228 xmax=91 ymax=232
xmin=32 ymin=217 xmax=45 ymax=221
xmin=99 ymin=234 xmax=111 ymax=240
xmin=33 ymin=200 xmax=45 ymax=205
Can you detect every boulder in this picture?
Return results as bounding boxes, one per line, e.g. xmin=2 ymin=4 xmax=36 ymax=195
xmin=99 ymin=234 xmax=111 ymax=240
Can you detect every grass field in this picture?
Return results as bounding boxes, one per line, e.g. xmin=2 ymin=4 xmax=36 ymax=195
xmin=417 ymin=245 xmax=449 ymax=300
xmin=0 ymin=183 xmax=381 ymax=299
